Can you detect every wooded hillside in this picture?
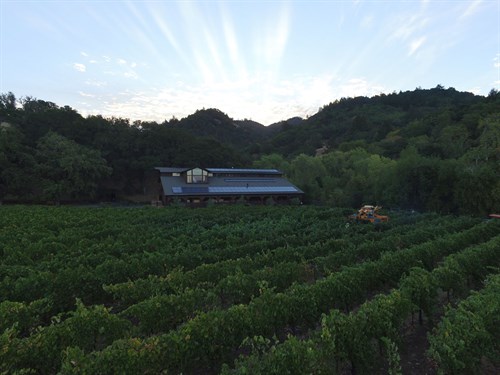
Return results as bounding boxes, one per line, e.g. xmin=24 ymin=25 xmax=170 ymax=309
xmin=0 ymin=86 xmax=498 ymax=214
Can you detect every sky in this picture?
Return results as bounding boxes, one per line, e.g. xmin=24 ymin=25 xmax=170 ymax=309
xmin=1 ymin=0 xmax=499 ymax=125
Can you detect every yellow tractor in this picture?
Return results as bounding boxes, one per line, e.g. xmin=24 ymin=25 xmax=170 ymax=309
xmin=349 ymin=205 xmax=389 ymax=223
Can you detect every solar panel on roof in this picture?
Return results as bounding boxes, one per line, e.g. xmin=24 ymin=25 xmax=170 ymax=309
xmin=209 ymin=186 xmax=298 ymax=193
xmin=206 ymin=168 xmax=281 ymax=174
xmin=171 ymin=186 xmax=300 ymax=195
xmin=182 ymin=186 xmax=209 ymax=194
xmin=224 ymin=178 xmax=276 ymax=183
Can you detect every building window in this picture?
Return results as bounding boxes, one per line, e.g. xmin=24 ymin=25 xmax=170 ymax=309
xmin=186 ymin=168 xmax=208 ymax=183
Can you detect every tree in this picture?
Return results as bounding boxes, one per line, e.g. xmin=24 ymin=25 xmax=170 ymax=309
xmin=35 ymin=132 xmax=112 ymax=201
xmin=289 ymin=154 xmax=326 ymax=203
xmin=0 ymin=125 xmax=35 ymax=200
xmin=477 ymin=114 xmax=500 ymax=161
xmin=438 ymin=124 xmax=469 ymax=158
xmin=252 ymin=154 xmax=291 ymax=175
xmin=0 ymin=92 xmax=17 ymax=116
xmin=391 ymin=146 xmax=440 ymax=210
xmin=454 ymin=115 xmax=500 ymax=214
xmin=454 ymin=163 xmax=500 ymax=214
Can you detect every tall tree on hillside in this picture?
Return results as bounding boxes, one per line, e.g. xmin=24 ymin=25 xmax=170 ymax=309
xmin=0 ymin=125 xmax=35 ymax=200
xmin=0 ymin=92 xmax=17 ymax=119
xmin=454 ymin=164 xmax=499 ymax=215
xmin=252 ymin=154 xmax=291 ymax=175
xmin=289 ymin=154 xmax=326 ymax=203
xmin=392 ymin=146 xmax=440 ymax=210
xmin=35 ymin=132 xmax=112 ymax=201
xmin=454 ymin=115 xmax=500 ymax=214
xmin=477 ymin=114 xmax=500 ymax=161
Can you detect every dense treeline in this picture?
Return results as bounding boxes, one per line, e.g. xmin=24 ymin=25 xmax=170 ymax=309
xmin=0 ymin=94 xmax=247 ymax=202
xmin=0 ymin=86 xmax=499 ymax=214
xmin=253 ymin=86 xmax=500 ymax=214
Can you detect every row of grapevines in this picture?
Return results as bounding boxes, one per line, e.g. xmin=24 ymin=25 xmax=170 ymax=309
xmin=222 ymin=234 xmax=500 ymax=374
xmin=105 ymin=214 xmax=468 ymax=306
xmin=118 ymin=216 xmax=476 ymax=336
xmin=1 ymin=206 xmax=361 ymax=312
xmin=427 ymin=274 xmax=499 ymax=374
xmin=0 ymin=300 xmax=132 ymax=374
xmin=52 ymin=220 xmax=498 ymax=374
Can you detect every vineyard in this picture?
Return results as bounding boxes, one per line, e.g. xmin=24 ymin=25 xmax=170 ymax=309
xmin=0 ymin=205 xmax=499 ymax=374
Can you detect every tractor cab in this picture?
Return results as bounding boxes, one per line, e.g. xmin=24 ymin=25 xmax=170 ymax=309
xmin=349 ymin=205 xmax=389 ymax=223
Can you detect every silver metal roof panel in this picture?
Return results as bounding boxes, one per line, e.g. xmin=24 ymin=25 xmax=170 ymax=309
xmin=170 ymin=186 xmax=300 ymax=195
xmin=206 ymin=168 xmax=282 ymax=175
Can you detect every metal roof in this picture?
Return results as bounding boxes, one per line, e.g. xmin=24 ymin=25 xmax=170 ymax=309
xmin=206 ymin=168 xmax=282 ymax=175
xmin=159 ymin=174 xmax=303 ymax=197
xmin=155 ymin=167 xmax=283 ymax=175
xmin=171 ymin=186 xmax=299 ymax=195
xmin=155 ymin=167 xmax=190 ymax=173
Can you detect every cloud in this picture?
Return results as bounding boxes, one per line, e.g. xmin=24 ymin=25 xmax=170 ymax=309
xmin=148 ymin=5 xmax=183 ymax=57
xmin=391 ymin=14 xmax=429 ymax=41
xmin=77 ymin=74 xmax=386 ymax=125
xmin=81 ymin=53 xmax=140 ymax=81
xmin=408 ymin=36 xmax=426 ymax=56
xmin=266 ymin=4 xmax=290 ymax=66
xmin=85 ymin=79 xmax=107 ymax=87
xmin=337 ymin=78 xmax=386 ymax=99
xmin=468 ymin=87 xmax=481 ymax=95
xmin=252 ymin=3 xmax=291 ymax=71
xmin=203 ymin=29 xmax=225 ymax=80
xmin=360 ymin=15 xmax=373 ymax=29
xmin=221 ymin=6 xmax=240 ymax=66
xmin=73 ymin=63 xmax=86 ymax=72
xmin=78 ymin=91 xmax=95 ymax=97
xmin=459 ymin=0 xmax=483 ymax=20
xmin=124 ymin=71 xmax=138 ymax=79
xmin=494 ymin=54 xmax=500 ymax=68
xmin=80 ymin=51 xmax=88 ymax=57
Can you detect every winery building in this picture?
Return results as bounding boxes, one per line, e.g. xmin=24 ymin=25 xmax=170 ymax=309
xmin=155 ymin=167 xmax=303 ymax=205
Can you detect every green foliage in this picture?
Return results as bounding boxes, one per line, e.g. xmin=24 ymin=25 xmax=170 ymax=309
xmin=0 ymin=92 xmax=17 ymax=114
xmin=1 ymin=300 xmax=131 ymax=374
xmin=0 ymin=124 xmax=36 ymax=199
xmin=259 ymin=140 xmax=498 ymax=213
xmin=381 ymin=337 xmax=403 ymax=375
xmin=1 ymin=87 xmax=499 ymax=212
xmin=0 ymin=192 xmax=499 ymax=373
xmin=400 ymin=267 xmax=437 ymax=325
xmin=289 ymin=153 xmax=327 ymax=203
xmin=428 ymin=274 xmax=500 ymax=374
xmin=226 ymin=335 xmax=322 ymax=375
xmin=225 ymin=226 xmax=499 ymax=375
xmin=252 ymin=153 xmax=291 ymax=175
xmin=35 ymin=131 xmax=112 ymax=200
xmin=0 ymin=298 xmax=52 ymax=335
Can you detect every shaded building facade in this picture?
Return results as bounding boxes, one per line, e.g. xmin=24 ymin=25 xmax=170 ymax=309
xmin=155 ymin=167 xmax=303 ymax=205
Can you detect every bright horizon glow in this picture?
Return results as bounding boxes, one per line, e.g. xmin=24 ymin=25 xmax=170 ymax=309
xmin=1 ymin=0 xmax=499 ymax=125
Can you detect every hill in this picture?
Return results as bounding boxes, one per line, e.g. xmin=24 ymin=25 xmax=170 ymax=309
xmin=169 ymin=108 xmax=270 ymax=149
xmin=264 ymin=86 xmax=486 ymax=158
xmin=0 ymin=86 xmax=499 ymax=214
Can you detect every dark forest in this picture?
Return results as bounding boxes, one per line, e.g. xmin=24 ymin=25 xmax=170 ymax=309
xmin=1 ymin=85 xmax=499 ymax=214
